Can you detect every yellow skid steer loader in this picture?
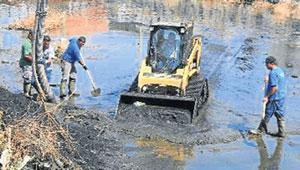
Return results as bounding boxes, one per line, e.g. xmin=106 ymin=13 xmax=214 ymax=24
xmin=117 ymin=22 xmax=209 ymax=123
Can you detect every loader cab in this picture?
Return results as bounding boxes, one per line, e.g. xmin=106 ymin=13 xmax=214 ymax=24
xmin=148 ymin=23 xmax=194 ymax=74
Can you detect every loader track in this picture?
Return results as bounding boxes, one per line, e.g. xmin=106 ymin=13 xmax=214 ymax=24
xmin=186 ymin=73 xmax=209 ymax=117
xmin=129 ymin=75 xmax=138 ymax=92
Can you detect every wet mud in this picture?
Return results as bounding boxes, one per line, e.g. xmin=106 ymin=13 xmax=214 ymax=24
xmin=0 ymin=87 xmax=132 ymax=169
xmin=117 ymin=103 xmax=240 ymax=145
xmin=1 ymin=0 xmax=300 ymax=169
xmin=0 ymin=87 xmax=241 ymax=169
xmin=0 ymin=87 xmax=42 ymax=124
xmin=55 ymin=105 xmax=131 ymax=169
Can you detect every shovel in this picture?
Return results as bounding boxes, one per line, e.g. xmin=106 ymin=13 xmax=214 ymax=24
xmin=261 ymin=75 xmax=268 ymax=120
xmin=249 ymin=74 xmax=268 ymax=135
xmin=81 ymin=53 xmax=101 ymax=97
xmin=85 ymin=69 xmax=101 ymax=97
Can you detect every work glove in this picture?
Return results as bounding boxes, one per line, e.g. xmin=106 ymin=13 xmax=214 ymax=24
xmin=83 ymin=65 xmax=88 ymax=70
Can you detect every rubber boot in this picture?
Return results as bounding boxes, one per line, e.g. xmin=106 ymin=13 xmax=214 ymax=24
xmin=258 ymin=119 xmax=268 ymax=134
xmin=23 ymin=82 xmax=32 ymax=98
xmin=277 ymin=118 xmax=286 ymax=138
xmin=29 ymin=81 xmax=41 ymax=100
xmin=46 ymin=92 xmax=57 ymax=103
xmin=68 ymin=78 xmax=80 ymax=97
xmin=60 ymin=79 xmax=67 ymax=98
xmin=249 ymin=119 xmax=268 ymax=135
xmin=31 ymin=80 xmax=41 ymax=94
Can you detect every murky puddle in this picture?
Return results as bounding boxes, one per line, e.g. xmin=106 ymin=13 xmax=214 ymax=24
xmin=0 ymin=0 xmax=300 ymax=169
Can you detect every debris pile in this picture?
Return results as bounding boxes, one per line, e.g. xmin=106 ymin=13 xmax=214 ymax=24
xmin=0 ymin=88 xmax=131 ymax=169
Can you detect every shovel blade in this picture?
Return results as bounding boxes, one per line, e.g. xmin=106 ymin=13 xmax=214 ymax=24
xmin=91 ymin=88 xmax=101 ymax=97
xmin=248 ymin=129 xmax=262 ymax=136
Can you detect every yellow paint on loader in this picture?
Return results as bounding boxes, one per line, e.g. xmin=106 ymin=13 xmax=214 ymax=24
xmin=138 ymin=37 xmax=202 ymax=95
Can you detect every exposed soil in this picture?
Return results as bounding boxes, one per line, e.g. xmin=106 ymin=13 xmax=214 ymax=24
xmin=116 ymin=103 xmax=241 ymax=145
xmin=0 ymin=86 xmax=245 ymax=169
xmin=0 ymin=87 xmax=43 ymax=125
xmin=0 ymin=87 xmax=131 ymax=169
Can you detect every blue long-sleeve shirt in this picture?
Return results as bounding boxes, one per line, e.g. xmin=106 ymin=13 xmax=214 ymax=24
xmin=62 ymin=38 xmax=82 ymax=63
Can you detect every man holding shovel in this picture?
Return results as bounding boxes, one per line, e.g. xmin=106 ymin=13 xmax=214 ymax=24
xmin=60 ymin=36 xmax=88 ymax=98
xmin=250 ymin=56 xmax=287 ymax=137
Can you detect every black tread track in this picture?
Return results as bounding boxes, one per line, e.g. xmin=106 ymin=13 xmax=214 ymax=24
xmin=186 ymin=73 xmax=209 ymax=117
xmin=129 ymin=75 xmax=138 ymax=92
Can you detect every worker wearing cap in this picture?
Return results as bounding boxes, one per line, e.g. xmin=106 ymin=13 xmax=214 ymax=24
xmin=253 ymin=56 xmax=287 ymax=137
xmin=60 ymin=36 xmax=88 ymax=98
xmin=19 ymin=31 xmax=34 ymax=97
xmin=38 ymin=35 xmax=55 ymax=82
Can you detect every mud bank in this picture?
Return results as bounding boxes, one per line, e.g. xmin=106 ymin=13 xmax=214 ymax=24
xmin=0 ymin=87 xmax=131 ymax=169
xmin=0 ymin=87 xmax=250 ymax=169
xmin=1 ymin=87 xmax=299 ymax=169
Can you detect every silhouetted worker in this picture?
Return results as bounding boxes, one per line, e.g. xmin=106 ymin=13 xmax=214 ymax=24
xmin=155 ymin=32 xmax=179 ymax=73
xmin=60 ymin=36 xmax=88 ymax=98
xmin=251 ymin=56 xmax=287 ymax=137
xmin=19 ymin=31 xmax=33 ymax=97
xmin=161 ymin=32 xmax=177 ymax=58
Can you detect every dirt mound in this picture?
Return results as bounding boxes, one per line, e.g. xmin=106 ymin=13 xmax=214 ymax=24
xmin=0 ymin=88 xmax=132 ymax=169
xmin=0 ymin=87 xmax=43 ymax=125
xmin=55 ymin=105 xmax=131 ymax=169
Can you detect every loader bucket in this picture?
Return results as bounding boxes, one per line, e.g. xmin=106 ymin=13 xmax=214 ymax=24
xmin=117 ymin=92 xmax=197 ymax=123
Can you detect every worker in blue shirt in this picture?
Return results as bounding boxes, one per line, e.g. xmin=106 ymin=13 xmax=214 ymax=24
xmin=251 ymin=56 xmax=287 ymax=137
xmin=60 ymin=36 xmax=88 ymax=98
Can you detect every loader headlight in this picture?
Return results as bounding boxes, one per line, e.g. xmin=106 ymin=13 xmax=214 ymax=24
xmin=176 ymin=89 xmax=180 ymax=95
xmin=142 ymin=86 xmax=148 ymax=92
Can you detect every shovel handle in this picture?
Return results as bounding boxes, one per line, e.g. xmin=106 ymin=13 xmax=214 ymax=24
xmin=262 ymin=101 xmax=266 ymax=120
xmin=261 ymin=73 xmax=268 ymax=120
xmin=86 ymin=70 xmax=97 ymax=90
xmin=80 ymin=52 xmax=98 ymax=90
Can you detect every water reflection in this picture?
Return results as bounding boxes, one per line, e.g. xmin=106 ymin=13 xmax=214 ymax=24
xmin=255 ymin=137 xmax=283 ymax=170
xmin=136 ymin=138 xmax=194 ymax=161
xmin=8 ymin=4 xmax=108 ymax=36
xmin=4 ymin=1 xmax=300 ymax=36
xmin=131 ymin=138 xmax=194 ymax=169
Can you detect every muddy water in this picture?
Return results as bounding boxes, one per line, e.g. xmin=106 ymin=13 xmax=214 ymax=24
xmin=1 ymin=0 xmax=300 ymax=169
